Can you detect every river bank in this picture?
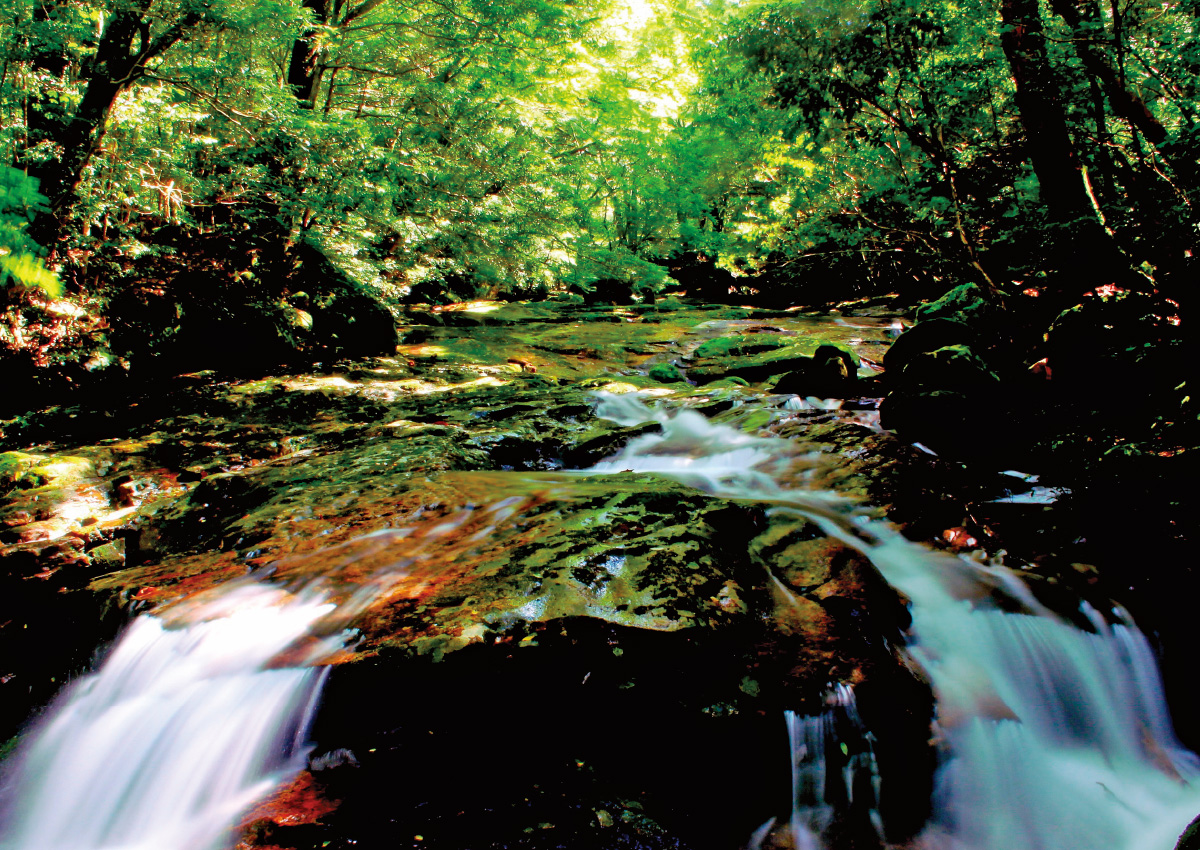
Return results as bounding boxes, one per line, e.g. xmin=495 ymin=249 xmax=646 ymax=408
xmin=1 ymin=297 xmax=1196 ymax=850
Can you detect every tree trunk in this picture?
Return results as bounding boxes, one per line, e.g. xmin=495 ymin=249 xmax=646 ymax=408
xmin=998 ymin=0 xmax=1139 ymax=298
xmin=23 ymin=8 xmax=201 ymax=250
xmin=287 ymin=0 xmax=328 ymax=108
xmin=998 ymin=0 xmax=1096 ymax=225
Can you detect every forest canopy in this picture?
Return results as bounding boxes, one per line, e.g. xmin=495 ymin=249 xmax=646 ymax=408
xmin=1 ymin=0 xmax=1198 ymax=371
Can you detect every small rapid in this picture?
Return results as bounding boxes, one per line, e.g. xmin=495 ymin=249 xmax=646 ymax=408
xmin=1 ymin=391 xmax=1196 ymax=850
xmin=0 ymin=583 xmax=344 ymax=850
xmin=592 ymin=392 xmax=1200 ymax=850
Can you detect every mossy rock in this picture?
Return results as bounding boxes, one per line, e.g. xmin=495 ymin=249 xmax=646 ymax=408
xmin=899 ymin=344 xmax=999 ymax=392
xmin=882 ymin=317 xmax=977 ymax=376
xmin=914 ymin=282 xmax=994 ymax=325
xmin=1177 ymin=813 xmax=1200 ymax=849
xmin=648 ymin=363 xmax=686 ymax=383
xmin=0 ymin=452 xmax=41 ymax=495
xmin=689 ymin=344 xmax=826 ymax=385
xmin=693 ymin=335 xmax=790 ymax=359
xmin=0 ymin=451 xmax=94 ymax=496
xmin=1043 ymin=291 xmax=1184 ymax=391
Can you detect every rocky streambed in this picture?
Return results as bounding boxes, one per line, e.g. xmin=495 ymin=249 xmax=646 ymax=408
xmin=0 ymin=298 xmax=1192 ymax=849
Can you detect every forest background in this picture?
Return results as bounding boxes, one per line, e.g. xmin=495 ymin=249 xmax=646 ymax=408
xmin=0 ymin=0 xmax=1196 ymax=477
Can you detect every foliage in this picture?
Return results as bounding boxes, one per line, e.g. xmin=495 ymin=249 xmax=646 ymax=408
xmin=4 ymin=0 xmax=1200 ymax=315
xmin=0 ymin=169 xmax=60 ymax=297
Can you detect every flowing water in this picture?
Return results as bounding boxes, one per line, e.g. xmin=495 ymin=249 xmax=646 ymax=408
xmin=2 ymin=391 xmax=1197 ymax=849
xmin=748 ymin=685 xmax=884 ymax=850
xmin=592 ymin=393 xmax=1200 ymax=850
xmin=0 ymin=584 xmax=343 ymax=850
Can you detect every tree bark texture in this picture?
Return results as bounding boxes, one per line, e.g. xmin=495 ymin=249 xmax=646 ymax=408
xmin=23 ymin=5 xmax=200 ymax=249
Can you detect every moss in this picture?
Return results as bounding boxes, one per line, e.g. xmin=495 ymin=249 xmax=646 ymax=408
xmin=0 ymin=450 xmax=94 ymax=496
xmin=694 ymin=335 xmax=789 ymax=358
xmin=648 ymin=363 xmax=685 ymax=383
xmin=914 ymin=282 xmax=993 ymax=324
xmin=0 ymin=451 xmax=41 ymax=494
xmin=0 ymin=735 xmax=20 ymax=763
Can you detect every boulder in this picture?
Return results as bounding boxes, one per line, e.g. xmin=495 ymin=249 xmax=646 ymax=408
xmin=648 ymin=362 xmax=686 ymax=383
xmin=882 ymin=317 xmax=977 ymax=376
xmin=899 ymin=344 xmax=999 ymax=392
xmin=878 ymin=389 xmax=1003 ymax=460
xmin=1043 ymin=291 xmax=1183 ymax=394
xmin=288 ymin=240 xmax=399 ymax=358
xmin=914 ymin=282 xmax=995 ymax=325
xmin=773 ymin=345 xmax=859 ymax=397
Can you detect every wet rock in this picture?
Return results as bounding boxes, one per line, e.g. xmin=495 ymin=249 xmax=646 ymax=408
xmin=913 ymin=282 xmax=996 ymax=326
xmin=689 ymin=345 xmax=829 ymax=385
xmin=3 ymin=298 xmax=940 ymax=849
xmin=772 ymin=345 xmax=859 ymax=397
xmin=1177 ymin=813 xmax=1200 ymax=850
xmin=693 ymin=335 xmax=791 ymax=359
xmin=881 ymin=318 xmax=977 ymax=376
xmin=648 ymin=362 xmax=686 ymax=383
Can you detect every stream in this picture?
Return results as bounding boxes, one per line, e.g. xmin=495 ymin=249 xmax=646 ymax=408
xmin=0 ymin=301 xmax=1196 ymax=849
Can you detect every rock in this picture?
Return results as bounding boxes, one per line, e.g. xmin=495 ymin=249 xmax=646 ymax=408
xmin=1178 ymin=814 xmax=1200 ymax=850
xmin=4 ymin=298 xmax=939 ymax=849
xmin=106 ymin=237 xmax=398 ymax=379
xmin=648 ymin=362 xmax=685 ymax=383
xmin=1043 ymin=291 xmax=1184 ymax=396
xmin=882 ymin=317 xmax=977 ymax=376
xmin=878 ymin=388 xmax=1010 ymax=461
xmin=898 ymin=344 xmax=999 ymax=392
xmin=693 ymin=335 xmax=791 ymax=359
xmin=914 ymin=282 xmax=995 ymax=325
xmin=288 ymin=240 xmax=399 ymax=359
xmin=773 ymin=344 xmax=860 ymax=397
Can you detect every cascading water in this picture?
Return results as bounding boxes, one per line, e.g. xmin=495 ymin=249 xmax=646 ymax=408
xmin=2 ymin=391 xmax=1196 ymax=850
xmin=748 ymin=685 xmax=884 ymax=850
xmin=591 ymin=392 xmax=1200 ymax=850
xmin=0 ymin=501 xmax=521 ymax=850
xmin=0 ymin=583 xmax=345 ymax=850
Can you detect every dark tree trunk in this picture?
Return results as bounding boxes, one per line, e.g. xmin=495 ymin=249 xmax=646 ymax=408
xmin=22 ymin=7 xmax=200 ymax=250
xmin=287 ymin=0 xmax=328 ymax=108
xmin=999 ymin=0 xmax=1095 ymax=225
xmin=998 ymin=0 xmax=1140 ymax=298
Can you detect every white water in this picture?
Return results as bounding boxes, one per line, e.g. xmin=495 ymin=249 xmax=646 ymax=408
xmin=592 ymin=392 xmax=1200 ymax=850
xmin=2 ymin=392 xmax=1196 ymax=850
xmin=0 ymin=583 xmax=345 ymax=850
xmin=0 ymin=500 xmax=519 ymax=850
xmin=780 ymin=686 xmax=882 ymax=850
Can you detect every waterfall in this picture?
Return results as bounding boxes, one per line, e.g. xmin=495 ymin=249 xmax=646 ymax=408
xmin=1 ymin=392 xmax=1195 ymax=850
xmin=592 ymin=393 xmax=1200 ymax=850
xmin=0 ymin=499 xmax=517 ymax=850
xmin=0 ymin=583 xmax=346 ymax=850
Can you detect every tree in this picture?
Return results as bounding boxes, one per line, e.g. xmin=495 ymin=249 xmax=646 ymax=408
xmin=16 ymin=0 xmax=221 ymax=248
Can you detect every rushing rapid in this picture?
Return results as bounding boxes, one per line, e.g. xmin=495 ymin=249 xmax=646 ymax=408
xmin=1 ymin=391 xmax=1195 ymax=850
xmin=592 ymin=392 xmax=1200 ymax=850
xmin=0 ymin=583 xmax=344 ymax=850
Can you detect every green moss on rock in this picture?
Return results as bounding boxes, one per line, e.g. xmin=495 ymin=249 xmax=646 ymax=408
xmin=648 ymin=363 xmax=685 ymax=383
